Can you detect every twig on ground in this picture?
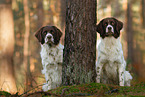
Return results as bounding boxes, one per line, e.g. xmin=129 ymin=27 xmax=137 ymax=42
xmin=23 ymin=91 xmax=60 ymax=97
xmin=19 ymin=84 xmax=43 ymax=96
xmin=65 ymin=93 xmax=93 ymax=96
xmin=61 ymin=88 xmax=69 ymax=96
xmin=105 ymin=89 xmax=119 ymax=94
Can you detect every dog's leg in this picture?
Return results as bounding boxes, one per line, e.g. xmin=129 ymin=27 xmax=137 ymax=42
xmin=42 ymin=73 xmax=51 ymax=91
xmin=96 ymin=63 xmax=103 ymax=83
xmin=124 ymin=71 xmax=132 ymax=86
xmin=119 ymin=65 xmax=125 ymax=86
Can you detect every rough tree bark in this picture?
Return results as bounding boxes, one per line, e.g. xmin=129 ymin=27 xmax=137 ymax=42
xmin=0 ymin=0 xmax=17 ymax=93
xmin=62 ymin=0 xmax=97 ymax=85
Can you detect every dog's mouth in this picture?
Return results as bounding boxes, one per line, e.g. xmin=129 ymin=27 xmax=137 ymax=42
xmin=48 ymin=43 xmax=52 ymax=47
xmin=46 ymin=41 xmax=54 ymax=47
xmin=106 ymin=32 xmax=114 ymax=36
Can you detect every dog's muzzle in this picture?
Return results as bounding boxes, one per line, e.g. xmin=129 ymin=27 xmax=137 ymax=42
xmin=106 ymin=25 xmax=114 ymax=36
xmin=45 ymin=33 xmax=54 ymax=44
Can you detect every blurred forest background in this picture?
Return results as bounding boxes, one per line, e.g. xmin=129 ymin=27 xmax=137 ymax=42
xmin=0 ymin=0 xmax=145 ymax=94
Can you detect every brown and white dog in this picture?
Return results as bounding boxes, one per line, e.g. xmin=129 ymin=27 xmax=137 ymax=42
xmin=96 ymin=17 xmax=132 ymax=86
xmin=35 ymin=26 xmax=63 ymax=91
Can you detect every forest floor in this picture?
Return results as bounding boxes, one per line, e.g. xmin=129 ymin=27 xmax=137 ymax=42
xmin=0 ymin=81 xmax=145 ymax=97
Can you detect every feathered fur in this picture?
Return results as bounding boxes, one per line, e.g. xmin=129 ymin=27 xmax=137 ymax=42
xmin=41 ymin=43 xmax=63 ymax=91
xmin=96 ymin=18 xmax=132 ymax=86
xmin=35 ymin=26 xmax=63 ymax=91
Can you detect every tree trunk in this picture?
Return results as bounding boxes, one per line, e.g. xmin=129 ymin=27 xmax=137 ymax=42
xmin=113 ymin=0 xmax=121 ymax=18
xmin=62 ymin=0 xmax=97 ymax=85
xmin=60 ymin=0 xmax=66 ymax=44
xmin=0 ymin=0 xmax=17 ymax=93
xmin=37 ymin=0 xmax=44 ymax=28
xmin=141 ymin=0 xmax=145 ymax=28
xmin=126 ymin=0 xmax=133 ymax=63
xmin=23 ymin=0 xmax=31 ymax=90
xmin=60 ymin=0 xmax=66 ymax=31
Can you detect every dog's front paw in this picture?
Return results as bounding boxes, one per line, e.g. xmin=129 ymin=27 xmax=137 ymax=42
xmin=119 ymin=82 xmax=124 ymax=86
xmin=42 ymin=83 xmax=51 ymax=91
xmin=96 ymin=77 xmax=100 ymax=83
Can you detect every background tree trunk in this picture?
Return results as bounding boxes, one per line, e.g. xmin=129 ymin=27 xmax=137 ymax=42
xmin=60 ymin=0 xmax=66 ymax=44
xmin=113 ymin=0 xmax=121 ymax=18
xmin=60 ymin=0 xmax=66 ymax=31
xmin=23 ymin=0 xmax=31 ymax=90
xmin=126 ymin=0 xmax=133 ymax=63
xmin=141 ymin=0 xmax=145 ymax=28
xmin=62 ymin=0 xmax=97 ymax=85
xmin=37 ymin=0 xmax=44 ymax=28
xmin=0 ymin=0 xmax=17 ymax=93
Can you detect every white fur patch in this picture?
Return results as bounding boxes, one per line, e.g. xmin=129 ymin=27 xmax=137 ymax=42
xmin=96 ymin=37 xmax=132 ymax=86
xmin=40 ymin=43 xmax=64 ymax=91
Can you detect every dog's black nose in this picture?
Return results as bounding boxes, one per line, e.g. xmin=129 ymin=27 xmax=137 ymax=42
xmin=108 ymin=27 xmax=112 ymax=30
xmin=47 ymin=36 xmax=52 ymax=39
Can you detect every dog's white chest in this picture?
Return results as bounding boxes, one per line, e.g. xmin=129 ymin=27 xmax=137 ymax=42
xmin=98 ymin=37 xmax=123 ymax=64
xmin=40 ymin=43 xmax=64 ymax=91
xmin=40 ymin=44 xmax=63 ymax=66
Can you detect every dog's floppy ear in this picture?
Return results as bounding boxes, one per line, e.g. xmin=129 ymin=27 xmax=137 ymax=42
xmin=113 ymin=18 xmax=123 ymax=31
xmin=52 ymin=26 xmax=62 ymax=45
xmin=35 ymin=27 xmax=45 ymax=44
xmin=113 ymin=18 xmax=123 ymax=38
xmin=96 ymin=20 xmax=105 ymax=38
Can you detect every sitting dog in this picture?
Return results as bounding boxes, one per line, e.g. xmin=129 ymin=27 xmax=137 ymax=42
xmin=35 ymin=26 xmax=64 ymax=91
xmin=96 ymin=17 xmax=132 ymax=86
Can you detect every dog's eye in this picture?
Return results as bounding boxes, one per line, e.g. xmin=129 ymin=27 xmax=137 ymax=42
xmin=50 ymin=30 xmax=54 ymax=34
xmin=43 ymin=31 xmax=47 ymax=35
xmin=111 ymin=22 xmax=114 ymax=25
xmin=104 ymin=22 xmax=108 ymax=26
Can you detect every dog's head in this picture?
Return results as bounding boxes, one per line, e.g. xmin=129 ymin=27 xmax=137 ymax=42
xmin=96 ymin=17 xmax=123 ymax=39
xmin=35 ymin=26 xmax=62 ymax=46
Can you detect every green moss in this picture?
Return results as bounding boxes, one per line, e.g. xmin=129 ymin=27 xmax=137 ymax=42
xmin=1 ymin=82 xmax=145 ymax=96
xmin=48 ymin=82 xmax=145 ymax=96
xmin=0 ymin=91 xmax=11 ymax=96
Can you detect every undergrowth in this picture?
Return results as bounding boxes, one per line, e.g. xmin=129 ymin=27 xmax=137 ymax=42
xmin=0 ymin=82 xmax=145 ymax=97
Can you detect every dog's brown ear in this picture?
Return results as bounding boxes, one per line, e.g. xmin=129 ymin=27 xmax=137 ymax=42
xmin=113 ymin=18 xmax=123 ymax=38
xmin=113 ymin=18 xmax=123 ymax=31
xmin=35 ymin=27 xmax=45 ymax=44
xmin=52 ymin=26 xmax=62 ymax=45
xmin=96 ymin=20 xmax=105 ymax=38
xmin=52 ymin=26 xmax=62 ymax=38
xmin=96 ymin=21 xmax=103 ymax=33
